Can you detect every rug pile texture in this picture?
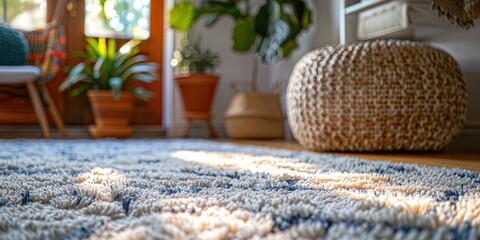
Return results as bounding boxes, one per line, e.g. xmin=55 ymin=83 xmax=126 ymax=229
xmin=0 ymin=140 xmax=479 ymax=239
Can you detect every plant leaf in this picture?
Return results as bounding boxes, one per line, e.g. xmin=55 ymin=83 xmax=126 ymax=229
xmin=197 ymin=1 xmax=243 ymax=21
xmin=109 ymin=77 xmax=123 ymax=101
xmin=254 ymin=3 xmax=271 ymax=37
xmin=58 ymin=63 xmax=86 ymax=91
xmin=93 ymin=57 xmax=105 ymax=80
xmin=84 ymin=65 xmax=94 ymax=76
xmin=281 ymin=39 xmax=297 ymax=58
xmin=127 ymin=73 xmax=158 ymax=83
xmin=205 ymin=14 xmax=221 ymax=27
xmin=169 ymin=1 xmax=195 ymax=31
xmin=98 ymin=38 xmax=107 ymax=58
xmin=58 ymin=74 xmax=93 ymax=92
xmin=86 ymin=45 xmax=99 ymax=62
xmin=68 ymin=84 xmax=90 ymax=98
xmin=255 ymin=19 xmax=290 ymax=64
xmin=114 ymin=42 xmax=142 ymax=69
xmin=68 ymin=51 xmax=89 ymax=59
xmin=85 ymin=38 xmax=99 ymax=53
xmin=121 ymin=63 xmax=159 ymax=81
xmin=133 ymin=87 xmax=154 ymax=101
xmin=108 ymin=38 xmax=116 ymax=59
xmin=114 ymin=55 xmax=149 ymax=76
xmin=252 ymin=0 xmax=290 ymax=64
xmin=232 ymin=18 xmax=255 ymax=52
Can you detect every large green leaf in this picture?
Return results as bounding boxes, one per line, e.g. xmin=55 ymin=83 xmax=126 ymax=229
xmin=196 ymin=1 xmax=243 ymax=21
xmin=254 ymin=0 xmax=283 ymax=35
xmin=232 ymin=18 xmax=255 ymax=52
xmin=253 ymin=0 xmax=290 ymax=64
xmin=289 ymin=0 xmax=312 ymax=29
xmin=204 ymin=14 xmax=222 ymax=27
xmin=169 ymin=1 xmax=196 ymax=31
xmin=253 ymin=3 xmax=271 ymax=37
xmin=280 ymin=39 xmax=297 ymax=58
xmin=255 ymin=19 xmax=289 ymax=64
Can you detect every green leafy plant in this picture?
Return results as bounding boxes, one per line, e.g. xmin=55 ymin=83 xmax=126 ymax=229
xmin=172 ymin=34 xmax=221 ymax=73
xmin=59 ymin=37 xmax=159 ymax=101
xmin=169 ymin=0 xmax=312 ymax=64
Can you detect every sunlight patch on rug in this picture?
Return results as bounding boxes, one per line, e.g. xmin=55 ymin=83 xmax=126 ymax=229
xmin=0 ymin=140 xmax=478 ymax=239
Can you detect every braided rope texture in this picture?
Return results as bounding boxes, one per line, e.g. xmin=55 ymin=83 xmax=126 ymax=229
xmin=287 ymin=40 xmax=467 ymax=152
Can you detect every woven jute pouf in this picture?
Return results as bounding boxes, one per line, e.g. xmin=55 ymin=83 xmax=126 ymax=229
xmin=286 ymin=40 xmax=467 ymax=152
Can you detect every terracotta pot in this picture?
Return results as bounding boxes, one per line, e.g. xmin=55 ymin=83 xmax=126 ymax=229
xmin=87 ymin=90 xmax=135 ymax=138
xmin=175 ymin=73 xmax=219 ymax=118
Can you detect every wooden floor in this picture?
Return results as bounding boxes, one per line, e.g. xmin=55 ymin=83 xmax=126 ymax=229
xmin=226 ymin=140 xmax=480 ymax=172
xmin=0 ymin=126 xmax=478 ymax=172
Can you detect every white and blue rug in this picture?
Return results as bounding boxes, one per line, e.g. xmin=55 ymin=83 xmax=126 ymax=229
xmin=0 ymin=140 xmax=478 ymax=239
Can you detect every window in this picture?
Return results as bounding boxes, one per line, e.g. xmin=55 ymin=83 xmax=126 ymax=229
xmin=0 ymin=0 xmax=47 ymax=30
xmin=85 ymin=0 xmax=150 ymax=39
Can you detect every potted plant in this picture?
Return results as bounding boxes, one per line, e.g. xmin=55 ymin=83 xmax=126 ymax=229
xmin=59 ymin=38 xmax=158 ymax=138
xmin=171 ymin=34 xmax=221 ymax=138
xmin=169 ymin=0 xmax=312 ymax=139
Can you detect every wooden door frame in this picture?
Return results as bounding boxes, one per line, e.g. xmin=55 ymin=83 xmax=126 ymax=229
xmin=47 ymin=0 xmax=163 ymax=125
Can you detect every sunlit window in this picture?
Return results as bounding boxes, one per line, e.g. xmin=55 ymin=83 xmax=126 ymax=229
xmin=0 ymin=0 xmax=47 ymax=31
xmin=85 ymin=0 xmax=150 ymax=40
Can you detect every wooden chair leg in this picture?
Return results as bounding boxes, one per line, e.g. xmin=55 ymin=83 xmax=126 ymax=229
xmin=40 ymin=84 xmax=67 ymax=137
xmin=26 ymin=81 xmax=51 ymax=138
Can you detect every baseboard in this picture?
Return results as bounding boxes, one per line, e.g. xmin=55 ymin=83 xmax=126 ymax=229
xmin=2 ymin=123 xmax=478 ymax=151
xmin=167 ymin=119 xmax=227 ymax=138
xmin=168 ymin=121 xmax=480 ymax=152
xmin=447 ymin=123 xmax=480 ymax=152
xmin=0 ymin=125 xmax=166 ymax=139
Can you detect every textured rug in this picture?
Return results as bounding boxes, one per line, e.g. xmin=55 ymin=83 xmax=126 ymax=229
xmin=0 ymin=140 xmax=479 ymax=239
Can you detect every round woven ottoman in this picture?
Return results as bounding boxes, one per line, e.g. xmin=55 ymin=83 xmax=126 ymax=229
xmin=286 ymin=40 xmax=467 ymax=152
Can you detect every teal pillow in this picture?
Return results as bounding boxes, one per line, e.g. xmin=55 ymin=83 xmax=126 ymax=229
xmin=0 ymin=25 xmax=29 ymax=65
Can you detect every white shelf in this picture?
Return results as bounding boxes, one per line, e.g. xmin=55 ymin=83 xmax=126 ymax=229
xmin=345 ymin=0 xmax=388 ymax=15
xmin=340 ymin=0 xmax=453 ymax=44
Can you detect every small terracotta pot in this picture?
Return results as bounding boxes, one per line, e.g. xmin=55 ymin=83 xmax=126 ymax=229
xmin=175 ymin=73 xmax=219 ymax=118
xmin=87 ymin=90 xmax=135 ymax=138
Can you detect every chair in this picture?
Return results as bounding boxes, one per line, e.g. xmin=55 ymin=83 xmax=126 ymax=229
xmin=0 ymin=1 xmax=67 ymax=138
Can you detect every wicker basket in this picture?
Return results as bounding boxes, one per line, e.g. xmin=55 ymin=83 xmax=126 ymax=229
xmin=286 ymin=40 xmax=467 ymax=152
xmin=224 ymin=93 xmax=284 ymax=139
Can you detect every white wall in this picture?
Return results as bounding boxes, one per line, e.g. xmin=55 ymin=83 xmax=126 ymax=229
xmin=168 ymin=0 xmax=341 ymax=138
xmin=427 ymin=25 xmax=480 ymax=151
xmin=166 ymin=0 xmax=480 ymax=147
xmin=428 ymin=28 xmax=480 ymax=126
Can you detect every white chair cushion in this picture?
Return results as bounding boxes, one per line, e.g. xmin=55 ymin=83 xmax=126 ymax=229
xmin=0 ymin=65 xmax=41 ymax=84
